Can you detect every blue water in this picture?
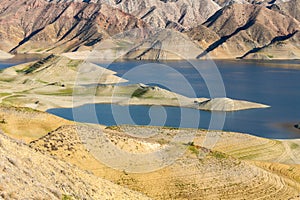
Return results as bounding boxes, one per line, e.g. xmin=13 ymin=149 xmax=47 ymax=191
xmin=1 ymin=58 xmax=300 ymax=139
xmin=48 ymin=60 xmax=300 ymax=139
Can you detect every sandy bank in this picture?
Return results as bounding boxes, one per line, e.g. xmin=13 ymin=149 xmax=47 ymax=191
xmin=0 ymin=50 xmax=14 ymax=59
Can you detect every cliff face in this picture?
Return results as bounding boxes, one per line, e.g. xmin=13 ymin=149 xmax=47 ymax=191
xmin=0 ymin=0 xmax=299 ymax=59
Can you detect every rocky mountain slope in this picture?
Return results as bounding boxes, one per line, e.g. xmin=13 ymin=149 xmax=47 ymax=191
xmin=276 ymin=0 xmax=300 ymax=21
xmin=0 ymin=0 xmax=150 ymax=53
xmin=93 ymin=0 xmax=221 ymax=29
xmin=187 ymin=3 xmax=300 ymax=59
xmin=0 ymin=0 xmax=299 ymax=59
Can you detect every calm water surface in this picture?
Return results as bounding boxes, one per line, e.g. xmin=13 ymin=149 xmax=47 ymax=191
xmin=1 ymin=57 xmax=299 ymax=139
xmin=49 ymin=60 xmax=300 ymax=139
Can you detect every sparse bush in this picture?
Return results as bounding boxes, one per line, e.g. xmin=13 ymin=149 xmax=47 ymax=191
xmin=156 ymin=138 xmax=168 ymax=145
xmin=162 ymin=126 xmax=179 ymax=130
xmin=0 ymin=115 xmax=6 ymax=124
xmin=62 ymin=194 xmax=73 ymax=200
xmin=105 ymin=126 xmax=121 ymax=131
xmin=188 ymin=145 xmax=199 ymax=155
xmin=186 ymin=142 xmax=199 ymax=155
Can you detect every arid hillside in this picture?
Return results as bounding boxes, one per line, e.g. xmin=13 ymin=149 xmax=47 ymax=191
xmin=0 ymin=105 xmax=300 ymax=199
xmin=0 ymin=0 xmax=150 ymax=53
xmin=186 ymin=3 xmax=300 ymax=59
xmin=0 ymin=0 xmax=299 ymax=59
xmin=0 ymin=130 xmax=150 ymax=199
xmin=29 ymin=124 xmax=300 ymax=199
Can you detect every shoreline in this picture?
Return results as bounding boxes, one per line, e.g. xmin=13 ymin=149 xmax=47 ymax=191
xmin=11 ymin=93 xmax=269 ymax=112
xmin=274 ymin=122 xmax=300 ymax=137
xmin=4 ymin=52 xmax=299 ymax=69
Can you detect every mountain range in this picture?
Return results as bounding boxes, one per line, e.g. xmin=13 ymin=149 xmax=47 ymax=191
xmin=0 ymin=0 xmax=299 ymax=59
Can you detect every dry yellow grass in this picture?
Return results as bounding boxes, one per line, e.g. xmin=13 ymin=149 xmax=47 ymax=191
xmin=0 ymin=105 xmax=72 ymax=143
xmin=30 ymin=124 xmax=300 ymax=199
xmin=2 ymin=106 xmax=300 ymax=199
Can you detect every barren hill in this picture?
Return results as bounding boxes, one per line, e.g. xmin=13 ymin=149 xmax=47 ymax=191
xmin=277 ymin=0 xmax=300 ymax=21
xmin=93 ymin=0 xmax=221 ymax=29
xmin=187 ymin=3 xmax=300 ymax=59
xmin=1 ymin=105 xmax=300 ymax=199
xmin=0 ymin=130 xmax=150 ymax=199
xmin=29 ymin=124 xmax=300 ymax=199
xmin=0 ymin=0 xmax=299 ymax=59
xmin=0 ymin=0 xmax=150 ymax=53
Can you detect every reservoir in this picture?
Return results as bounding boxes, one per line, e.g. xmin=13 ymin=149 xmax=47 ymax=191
xmin=1 ymin=58 xmax=300 ymax=139
xmin=48 ymin=60 xmax=300 ymax=139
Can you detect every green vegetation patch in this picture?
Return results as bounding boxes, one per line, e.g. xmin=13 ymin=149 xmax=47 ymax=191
xmin=23 ymin=54 xmax=56 ymax=74
xmin=105 ymin=125 xmax=122 ymax=131
xmin=0 ymin=77 xmax=15 ymax=82
xmin=156 ymin=138 xmax=169 ymax=145
xmin=67 ymin=60 xmax=82 ymax=69
xmin=3 ymin=94 xmax=26 ymax=103
xmin=62 ymin=194 xmax=73 ymax=200
xmin=0 ymin=93 xmax=11 ymax=97
xmin=290 ymin=143 xmax=299 ymax=150
xmin=186 ymin=142 xmax=199 ymax=155
xmin=131 ymin=88 xmax=148 ymax=98
xmin=210 ymin=151 xmax=227 ymax=159
xmin=39 ymin=88 xmax=74 ymax=96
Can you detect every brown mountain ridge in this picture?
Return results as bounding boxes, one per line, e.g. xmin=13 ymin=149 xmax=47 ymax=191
xmin=0 ymin=0 xmax=299 ymax=59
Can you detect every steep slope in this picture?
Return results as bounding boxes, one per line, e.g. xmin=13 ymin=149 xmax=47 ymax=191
xmin=212 ymin=0 xmax=249 ymax=7
xmin=0 ymin=131 xmax=150 ymax=199
xmin=0 ymin=0 xmax=299 ymax=59
xmin=0 ymin=0 xmax=150 ymax=53
xmin=124 ymin=29 xmax=205 ymax=60
xmin=89 ymin=0 xmax=220 ymax=29
xmin=187 ymin=3 xmax=300 ymax=59
xmin=276 ymin=0 xmax=300 ymax=21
